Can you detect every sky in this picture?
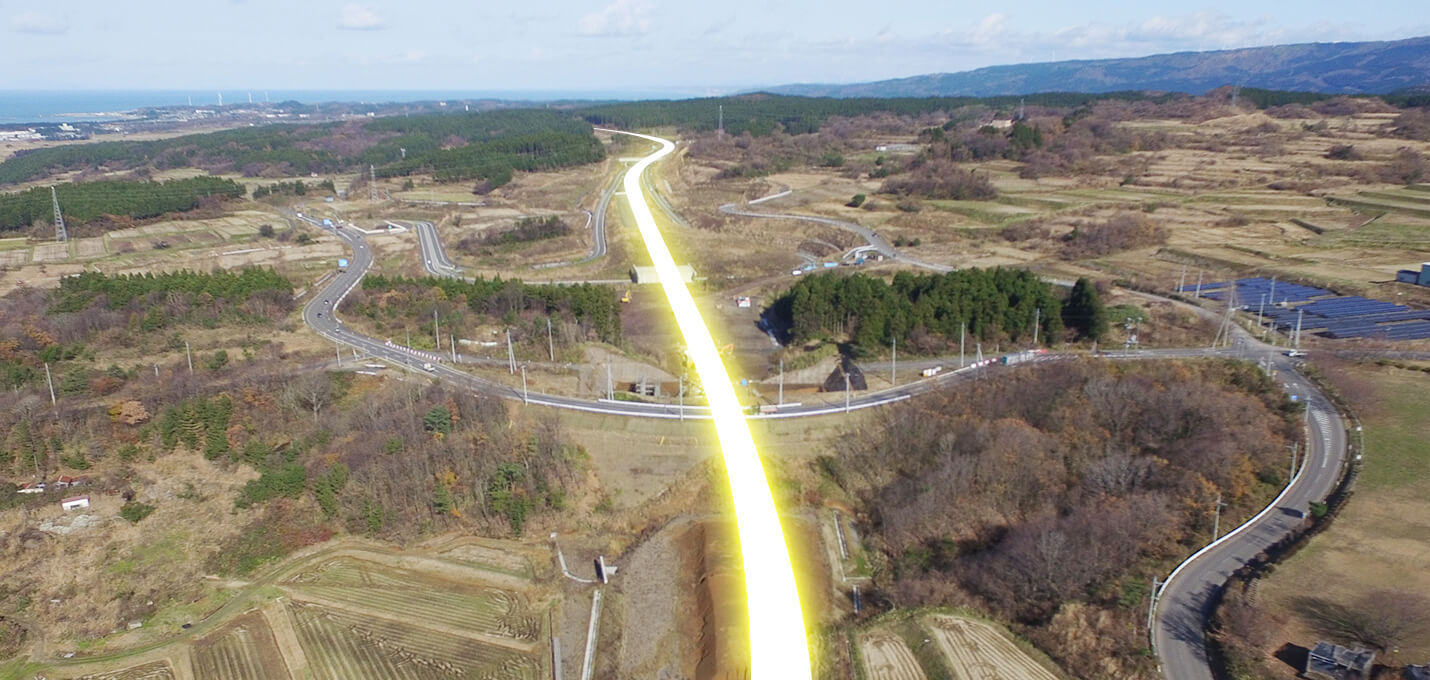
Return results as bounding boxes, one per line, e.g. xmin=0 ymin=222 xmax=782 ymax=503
xmin=2 ymin=0 xmax=1428 ymax=96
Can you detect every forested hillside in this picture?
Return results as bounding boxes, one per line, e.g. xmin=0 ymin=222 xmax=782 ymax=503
xmin=0 ymin=276 xmax=588 ymax=644
xmin=825 ymin=359 xmax=1301 ymax=679
xmin=0 ymin=176 xmax=245 ymax=233
xmin=0 ymin=109 xmax=604 ymax=188
xmin=578 ymin=91 xmax=1174 ymax=137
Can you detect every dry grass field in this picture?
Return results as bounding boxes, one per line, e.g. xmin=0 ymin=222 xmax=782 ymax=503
xmin=857 ymin=613 xmax=1067 ymax=680
xmin=26 ymin=545 xmax=552 ymax=680
xmin=1254 ymin=365 xmax=1430 ymax=671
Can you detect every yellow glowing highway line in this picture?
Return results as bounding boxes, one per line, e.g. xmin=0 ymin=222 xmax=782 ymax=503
xmin=609 ymin=129 xmax=811 ymax=679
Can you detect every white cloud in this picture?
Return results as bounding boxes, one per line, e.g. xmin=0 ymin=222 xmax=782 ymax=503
xmin=971 ymin=13 xmax=1007 ymax=46
xmin=10 ymin=11 xmax=69 ymax=35
xmin=338 ymin=4 xmax=386 ymax=31
xmin=577 ymin=0 xmax=651 ymax=37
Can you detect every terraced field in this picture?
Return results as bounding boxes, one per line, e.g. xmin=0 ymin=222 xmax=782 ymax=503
xmin=191 ymin=612 xmax=291 ymax=679
xmin=31 ymin=545 xmax=551 ymax=680
xmin=281 ymin=556 xmax=541 ymax=643
xmin=287 ymin=601 xmax=542 ymax=680
xmin=74 ymin=660 xmax=175 ymax=679
xmin=860 ymin=632 xmax=926 ymax=680
xmin=926 ymin=616 xmax=1061 ymax=680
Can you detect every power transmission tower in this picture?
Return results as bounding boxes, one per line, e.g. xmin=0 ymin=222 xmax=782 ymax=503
xmin=369 ymin=165 xmax=378 ymax=203
xmin=50 ymin=187 xmax=67 ymax=242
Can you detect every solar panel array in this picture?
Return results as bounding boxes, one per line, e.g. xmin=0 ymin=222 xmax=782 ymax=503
xmin=1177 ymin=277 xmax=1430 ymax=340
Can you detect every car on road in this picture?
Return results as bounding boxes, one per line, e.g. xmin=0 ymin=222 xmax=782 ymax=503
xmin=422 ymin=362 xmax=436 ymax=372
xmin=1286 ymin=350 xmax=1307 ymax=357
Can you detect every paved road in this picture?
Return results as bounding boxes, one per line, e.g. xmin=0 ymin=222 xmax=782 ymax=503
xmin=413 ymin=220 xmax=461 ymax=278
xmin=1151 ymin=336 xmax=1349 ymax=680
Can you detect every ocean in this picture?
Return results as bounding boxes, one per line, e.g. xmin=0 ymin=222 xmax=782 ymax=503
xmin=0 ymin=88 xmax=691 ymax=125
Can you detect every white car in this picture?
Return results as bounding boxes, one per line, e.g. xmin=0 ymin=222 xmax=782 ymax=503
xmin=1286 ymin=350 xmax=1307 ymax=357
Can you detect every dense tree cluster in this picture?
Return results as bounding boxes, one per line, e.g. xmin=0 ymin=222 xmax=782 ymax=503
xmin=1059 ymin=213 xmax=1168 ymax=259
xmin=0 ymin=270 xmax=290 ymax=394
xmin=0 ymin=110 xmax=604 ymax=191
xmin=356 ymin=274 xmax=620 ymax=344
xmin=53 ymin=268 xmax=292 ymax=314
xmin=827 ymin=359 xmax=1300 ymax=676
xmin=767 ymin=269 xmax=1062 ymax=353
xmin=879 ymin=160 xmax=998 ymax=200
xmin=472 ymin=215 xmax=572 ymax=247
xmin=251 ymin=179 xmax=335 ymax=199
xmin=0 ymin=176 xmax=244 ymax=232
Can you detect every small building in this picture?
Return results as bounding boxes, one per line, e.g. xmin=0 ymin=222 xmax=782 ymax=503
xmin=1395 ymin=262 xmax=1430 ymax=287
xmin=60 ymin=496 xmax=90 ymax=511
xmin=631 ymin=265 xmax=696 ymax=284
xmin=1305 ymin=641 xmax=1375 ymax=680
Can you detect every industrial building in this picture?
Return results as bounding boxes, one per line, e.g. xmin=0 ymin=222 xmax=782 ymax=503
xmin=1395 ymin=262 xmax=1430 ymax=287
xmin=1304 ymin=641 xmax=1375 ymax=680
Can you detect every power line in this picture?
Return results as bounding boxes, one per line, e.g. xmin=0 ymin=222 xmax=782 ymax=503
xmin=50 ymin=186 xmax=67 ymax=242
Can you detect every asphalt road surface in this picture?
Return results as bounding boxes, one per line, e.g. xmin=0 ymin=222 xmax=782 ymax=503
xmin=413 ymin=220 xmax=461 ymax=278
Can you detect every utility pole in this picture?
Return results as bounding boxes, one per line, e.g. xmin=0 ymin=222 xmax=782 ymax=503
xmin=1294 ymin=309 xmax=1304 ymax=348
xmin=960 ymin=322 xmax=966 ymax=368
xmin=44 ymin=362 xmax=56 ymax=405
xmin=50 ymin=186 xmax=67 ymax=242
xmin=1194 ymin=271 xmax=1203 ymax=299
xmin=1032 ymin=307 xmax=1041 ymax=346
xmin=336 ymin=341 xmax=342 ymax=366
xmin=606 ymin=363 xmax=614 ymax=401
xmin=1177 ymin=265 xmax=1187 ymax=294
xmin=1290 ymin=443 xmax=1299 ymax=481
xmin=521 ymin=365 xmax=528 ymax=404
xmin=185 ymin=341 xmax=193 ymax=374
xmin=369 ymin=165 xmax=378 ymax=203
xmin=1212 ymin=494 xmax=1226 ymax=541
xmin=1269 ymin=276 xmax=1277 ymax=306
xmin=153 ymin=364 xmax=159 ymax=378
xmin=506 ymin=330 xmax=516 ymax=374
xmin=433 ymin=310 xmax=440 ymax=350
xmin=1257 ymin=294 xmax=1266 ymax=330
xmin=450 ymin=333 xmax=457 ymax=363
xmin=547 ymin=317 xmax=555 ymax=361
xmin=890 ymin=337 xmax=896 ymax=386
xmin=718 ymin=104 xmax=723 ymax=139
xmin=678 ymin=375 xmax=684 ymax=422
xmin=777 ymin=358 xmax=784 ymax=406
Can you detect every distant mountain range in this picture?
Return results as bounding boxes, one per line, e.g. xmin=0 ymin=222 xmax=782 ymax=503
xmin=764 ymin=36 xmax=1430 ymax=98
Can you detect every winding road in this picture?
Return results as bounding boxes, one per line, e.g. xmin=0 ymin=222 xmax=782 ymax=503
xmin=299 ymin=133 xmax=1353 ymax=680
